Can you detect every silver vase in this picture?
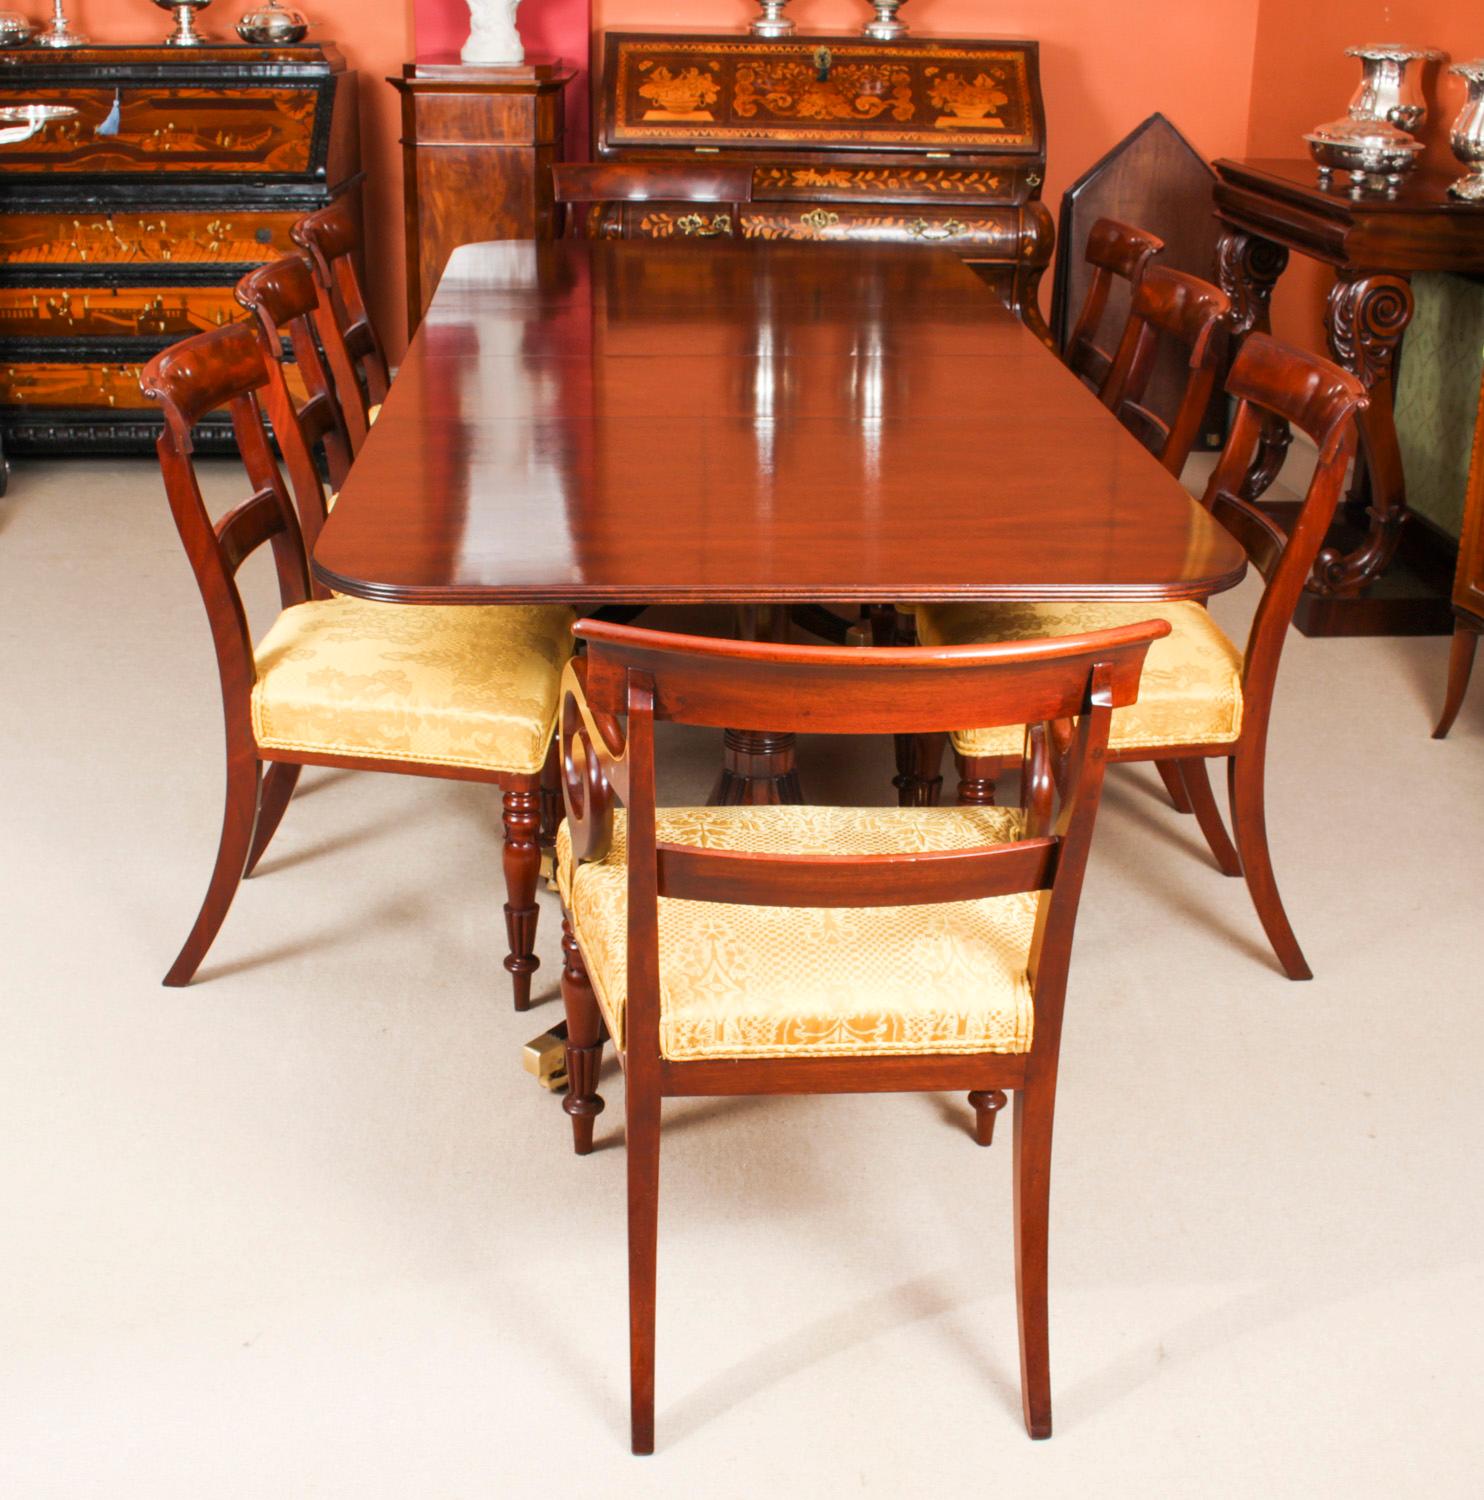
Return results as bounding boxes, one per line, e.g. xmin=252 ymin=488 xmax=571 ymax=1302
xmin=1344 ymin=43 xmax=1441 ymax=134
xmin=863 ymin=0 xmax=908 ymax=41
xmin=1448 ymin=61 xmax=1484 ymax=202
xmin=749 ymin=0 xmax=793 ymax=38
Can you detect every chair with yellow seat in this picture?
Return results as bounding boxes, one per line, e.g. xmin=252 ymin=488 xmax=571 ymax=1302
xmin=235 ymin=254 xmax=355 ymax=562
xmin=139 ymin=321 xmax=572 ymax=1008
xmin=292 ymin=196 xmax=390 ymax=454
xmin=913 ymin=334 xmax=1368 ymax=981
xmin=554 ymin=615 xmax=1168 ymax=1453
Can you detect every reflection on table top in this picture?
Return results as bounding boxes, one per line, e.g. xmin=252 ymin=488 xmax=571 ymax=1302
xmin=314 ymin=240 xmax=1247 ymax=608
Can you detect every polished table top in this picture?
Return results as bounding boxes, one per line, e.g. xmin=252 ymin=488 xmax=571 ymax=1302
xmin=314 ymin=240 xmax=1247 ymax=607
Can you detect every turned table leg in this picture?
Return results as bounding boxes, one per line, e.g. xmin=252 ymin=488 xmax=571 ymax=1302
xmin=707 ymin=603 xmax=803 ymax=806
xmin=1310 ymin=271 xmax=1415 ymax=597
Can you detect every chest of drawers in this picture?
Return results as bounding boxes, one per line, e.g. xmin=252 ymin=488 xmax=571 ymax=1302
xmin=0 ymin=44 xmax=357 ymax=458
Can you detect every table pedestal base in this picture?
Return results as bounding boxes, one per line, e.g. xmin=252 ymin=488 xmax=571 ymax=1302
xmin=710 ymin=729 xmax=803 ymax=806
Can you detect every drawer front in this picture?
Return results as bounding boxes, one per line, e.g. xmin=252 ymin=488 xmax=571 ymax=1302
xmin=0 ymin=285 xmax=246 ymax=340
xmin=602 ymin=33 xmax=1043 ymax=159
xmin=0 ymin=361 xmax=152 ymax=410
xmin=751 ymin=162 xmax=1031 ymax=206
xmin=0 ymin=87 xmax=318 ymax=174
xmin=0 ymin=210 xmax=300 ymax=267
xmin=738 ymin=202 xmax=1022 ymax=256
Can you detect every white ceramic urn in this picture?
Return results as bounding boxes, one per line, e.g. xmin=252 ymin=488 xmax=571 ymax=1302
xmin=462 ymin=0 xmax=524 ymax=66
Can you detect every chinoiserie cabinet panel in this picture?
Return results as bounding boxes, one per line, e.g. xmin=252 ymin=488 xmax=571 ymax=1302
xmin=0 ymin=44 xmax=358 ymax=457
xmin=595 ymin=33 xmax=1054 ymax=342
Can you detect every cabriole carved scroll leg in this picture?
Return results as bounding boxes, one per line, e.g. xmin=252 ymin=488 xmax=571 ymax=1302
xmin=502 ymin=782 xmax=542 ymax=1011
xmin=560 ymin=917 xmax=606 ymax=1155
xmin=1216 ymin=228 xmax=1291 ymax=501
xmin=1312 ymin=272 xmax=1415 ymax=597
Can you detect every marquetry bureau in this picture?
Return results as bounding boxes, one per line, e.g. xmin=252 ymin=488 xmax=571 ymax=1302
xmin=0 ymin=44 xmax=357 ymax=457
xmin=594 ymin=31 xmax=1053 ymax=342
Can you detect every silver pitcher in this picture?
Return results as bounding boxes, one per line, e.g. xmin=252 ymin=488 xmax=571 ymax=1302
xmin=1448 ymin=61 xmax=1484 ymax=202
xmin=1344 ymin=43 xmax=1441 ymax=134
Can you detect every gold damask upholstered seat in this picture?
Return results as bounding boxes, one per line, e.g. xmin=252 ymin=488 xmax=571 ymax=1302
xmin=556 ymin=804 xmax=1037 ymax=1062
xmin=252 ymin=597 xmax=573 ymax=776
xmin=916 ymin=600 xmax=1243 ymax=757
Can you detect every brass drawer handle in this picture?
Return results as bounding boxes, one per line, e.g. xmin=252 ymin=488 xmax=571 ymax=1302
xmin=676 ymin=212 xmax=732 ymax=238
xmin=908 ymin=217 xmax=968 ymax=241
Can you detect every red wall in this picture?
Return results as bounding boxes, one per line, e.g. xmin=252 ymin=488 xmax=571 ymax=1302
xmin=1245 ymin=1 xmax=1483 ymax=349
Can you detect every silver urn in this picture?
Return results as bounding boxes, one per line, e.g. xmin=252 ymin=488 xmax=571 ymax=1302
xmin=1448 ymin=61 xmax=1484 ymax=203
xmin=1343 ymin=43 xmax=1441 ymax=134
xmin=153 ymin=0 xmax=214 ymax=47
xmin=236 ymin=0 xmax=309 ymax=45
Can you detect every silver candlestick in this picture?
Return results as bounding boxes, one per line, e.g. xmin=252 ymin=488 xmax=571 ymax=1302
xmin=749 ymin=0 xmax=794 ymax=38
xmin=1448 ymin=61 xmax=1484 ymax=202
xmin=863 ymin=0 xmax=908 ymax=41
xmin=35 ymin=0 xmax=87 ymax=48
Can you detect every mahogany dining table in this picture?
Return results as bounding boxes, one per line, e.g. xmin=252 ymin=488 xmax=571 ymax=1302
xmin=313 ymin=239 xmax=1247 ymax=801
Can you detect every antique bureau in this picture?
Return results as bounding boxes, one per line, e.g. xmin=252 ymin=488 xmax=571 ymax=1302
xmin=0 ymin=44 xmax=357 ymax=458
xmin=594 ymin=31 xmax=1053 ymax=341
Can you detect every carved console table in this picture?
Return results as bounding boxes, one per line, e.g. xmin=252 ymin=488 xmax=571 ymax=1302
xmin=594 ymin=31 xmax=1054 ymax=341
xmin=0 ymin=44 xmax=358 ymax=458
xmin=1213 ymin=157 xmax=1484 ymax=636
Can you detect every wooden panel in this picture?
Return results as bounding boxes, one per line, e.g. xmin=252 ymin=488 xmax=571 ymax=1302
xmin=751 ymin=162 xmax=1024 ymax=205
xmin=1052 ymin=114 xmax=1226 ymax=450
xmin=738 ymin=202 xmax=1020 ymax=255
xmin=406 ymin=89 xmax=542 ymax=146
xmin=0 ymin=286 xmax=245 ymax=338
xmin=0 ymin=88 xmax=318 ymax=174
xmin=0 ymin=362 xmax=152 ymax=409
xmin=602 ymin=35 xmax=1043 ymax=158
xmin=0 ymin=210 xmax=299 ymax=267
xmin=1456 ymin=370 xmax=1484 ymax=623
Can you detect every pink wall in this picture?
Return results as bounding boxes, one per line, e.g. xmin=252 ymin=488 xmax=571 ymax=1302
xmin=1245 ymin=1 xmax=1482 ymax=348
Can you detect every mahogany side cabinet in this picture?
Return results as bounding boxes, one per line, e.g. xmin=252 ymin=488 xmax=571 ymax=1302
xmin=392 ymin=59 xmax=573 ymax=338
xmin=0 ymin=43 xmax=358 ymax=458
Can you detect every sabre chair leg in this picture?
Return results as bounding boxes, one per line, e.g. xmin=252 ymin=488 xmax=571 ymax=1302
xmin=957 ymin=753 xmax=998 ymax=806
xmin=1228 ymin=750 xmax=1311 ymax=980
xmin=1433 ymin=623 xmax=1478 ymax=740
xmin=894 ymin=732 xmax=947 ymax=807
xmin=242 ymin=760 xmax=302 ymax=877
xmin=164 ymin=751 xmax=261 ymax=987
xmin=502 ymin=781 xmax=542 ymax=1011
xmin=1176 ymin=757 xmax=1242 ymax=877
xmin=1155 ymin=758 xmax=1193 ymax=813
xmin=559 ymin=918 xmax=606 ymax=1155
xmin=968 ymin=1088 xmax=1007 ymax=1146
xmin=1013 ymin=1082 xmax=1055 ymax=1440
xmin=627 ymin=1080 xmax=662 ymax=1456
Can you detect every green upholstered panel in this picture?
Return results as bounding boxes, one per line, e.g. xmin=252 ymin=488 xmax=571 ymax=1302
xmin=1394 ymin=272 xmax=1484 ymax=541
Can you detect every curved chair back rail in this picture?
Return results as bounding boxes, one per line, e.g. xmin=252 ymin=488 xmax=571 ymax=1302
xmin=1063 ymin=216 xmax=1165 ymax=397
xmin=1100 ymin=265 xmax=1232 ymax=474
xmin=553 ymin=161 xmax=755 ymax=240
xmin=235 ymin=254 xmax=354 ymax=556
xmin=291 ymin=196 xmax=391 ymax=445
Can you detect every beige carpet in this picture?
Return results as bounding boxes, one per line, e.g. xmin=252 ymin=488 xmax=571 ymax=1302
xmin=2 ymin=454 xmax=1481 ymax=1497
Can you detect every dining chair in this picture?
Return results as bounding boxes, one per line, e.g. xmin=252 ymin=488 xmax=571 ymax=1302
xmin=1063 ymin=217 xmax=1165 ymax=398
xmin=911 ymin=333 xmax=1368 ymax=981
xmin=235 ymin=253 xmax=354 ymax=561
xmin=1098 ymin=265 xmax=1232 ymax=474
xmin=292 ymin=196 xmax=390 ymax=451
xmin=887 ymin=264 xmax=1234 ymax=809
xmin=552 ymin=614 xmax=1169 ymax=1453
xmin=552 ymin=161 xmax=755 ymax=241
xmin=139 ymin=321 xmax=573 ymax=1009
